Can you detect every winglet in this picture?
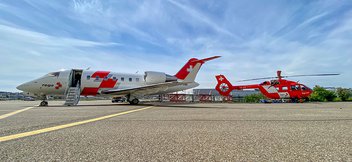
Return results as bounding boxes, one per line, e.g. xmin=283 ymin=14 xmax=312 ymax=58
xmin=195 ymin=56 xmax=221 ymax=63
xmin=175 ymin=56 xmax=220 ymax=82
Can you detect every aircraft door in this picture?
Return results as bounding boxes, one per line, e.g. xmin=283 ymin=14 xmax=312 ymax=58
xmin=69 ymin=69 xmax=83 ymax=88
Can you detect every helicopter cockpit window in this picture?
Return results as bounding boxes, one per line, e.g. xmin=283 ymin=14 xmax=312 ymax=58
xmin=295 ymin=85 xmax=301 ymax=90
xmin=291 ymin=85 xmax=296 ymax=90
xmin=301 ymin=85 xmax=307 ymax=90
xmin=48 ymin=72 xmax=60 ymax=77
xmin=270 ymin=80 xmax=279 ymax=85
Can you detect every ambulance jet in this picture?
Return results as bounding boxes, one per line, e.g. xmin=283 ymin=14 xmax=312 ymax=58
xmin=17 ymin=56 xmax=220 ymax=106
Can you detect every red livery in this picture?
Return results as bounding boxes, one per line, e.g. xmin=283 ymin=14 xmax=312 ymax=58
xmin=215 ymin=70 xmax=339 ymax=102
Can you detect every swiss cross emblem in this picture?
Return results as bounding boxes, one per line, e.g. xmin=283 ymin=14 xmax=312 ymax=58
xmin=219 ymin=76 xmax=224 ymax=81
xmin=187 ymin=65 xmax=193 ymax=73
xmin=55 ymin=82 xmax=62 ymax=89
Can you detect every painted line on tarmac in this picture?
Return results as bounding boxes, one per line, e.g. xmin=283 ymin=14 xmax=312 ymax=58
xmin=0 ymin=106 xmax=154 ymax=143
xmin=0 ymin=107 xmax=34 ymax=120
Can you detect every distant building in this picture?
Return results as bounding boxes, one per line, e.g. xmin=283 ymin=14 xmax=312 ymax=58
xmin=0 ymin=91 xmax=24 ymax=100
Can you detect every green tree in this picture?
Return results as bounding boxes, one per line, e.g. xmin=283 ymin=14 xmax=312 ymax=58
xmin=309 ymin=86 xmax=337 ymax=102
xmin=244 ymin=93 xmax=266 ymax=103
xmin=336 ymin=88 xmax=351 ymax=101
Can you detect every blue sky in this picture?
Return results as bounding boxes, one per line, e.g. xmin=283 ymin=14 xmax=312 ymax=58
xmin=0 ymin=0 xmax=351 ymax=92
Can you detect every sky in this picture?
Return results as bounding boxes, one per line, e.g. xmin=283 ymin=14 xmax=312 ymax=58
xmin=0 ymin=0 xmax=351 ymax=92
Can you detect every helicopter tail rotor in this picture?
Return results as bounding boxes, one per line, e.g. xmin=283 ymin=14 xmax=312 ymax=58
xmin=215 ymin=75 xmax=234 ymax=96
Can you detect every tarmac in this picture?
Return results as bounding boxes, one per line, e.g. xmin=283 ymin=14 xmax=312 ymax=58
xmin=0 ymin=100 xmax=351 ymax=161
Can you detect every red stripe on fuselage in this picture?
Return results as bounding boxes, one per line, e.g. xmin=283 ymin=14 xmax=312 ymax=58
xmin=81 ymin=87 xmax=100 ymax=96
xmin=100 ymin=79 xmax=117 ymax=88
xmin=81 ymin=71 xmax=118 ymax=96
xmin=91 ymin=71 xmax=110 ymax=78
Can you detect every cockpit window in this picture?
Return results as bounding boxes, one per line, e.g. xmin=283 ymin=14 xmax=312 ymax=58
xmin=48 ymin=72 xmax=60 ymax=77
xmin=295 ymin=85 xmax=301 ymax=90
xmin=291 ymin=85 xmax=296 ymax=91
xmin=301 ymin=85 xmax=309 ymax=91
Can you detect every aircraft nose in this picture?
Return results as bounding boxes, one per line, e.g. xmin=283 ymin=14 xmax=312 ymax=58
xmin=17 ymin=83 xmax=28 ymax=91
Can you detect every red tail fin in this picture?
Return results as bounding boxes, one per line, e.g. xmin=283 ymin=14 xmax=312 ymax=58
xmin=175 ymin=56 xmax=220 ymax=81
xmin=215 ymin=75 xmax=234 ymax=96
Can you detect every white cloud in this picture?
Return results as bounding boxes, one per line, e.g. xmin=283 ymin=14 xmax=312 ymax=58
xmin=167 ymin=0 xmax=241 ymax=40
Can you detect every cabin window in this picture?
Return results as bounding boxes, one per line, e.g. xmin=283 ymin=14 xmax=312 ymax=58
xmin=302 ymin=85 xmax=307 ymax=90
xmin=95 ymin=76 xmax=99 ymax=81
xmin=104 ymin=76 xmax=108 ymax=81
xmin=282 ymin=86 xmax=288 ymax=91
xmin=112 ymin=77 xmax=117 ymax=81
xmin=129 ymin=78 xmax=132 ymax=82
xmin=136 ymin=78 xmax=140 ymax=82
xmin=121 ymin=77 xmax=124 ymax=82
xmin=87 ymin=75 xmax=91 ymax=80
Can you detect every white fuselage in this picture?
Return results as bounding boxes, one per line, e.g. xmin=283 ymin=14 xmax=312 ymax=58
xmin=17 ymin=69 xmax=199 ymax=97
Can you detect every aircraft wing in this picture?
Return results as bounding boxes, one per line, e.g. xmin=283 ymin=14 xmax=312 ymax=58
xmin=101 ymin=82 xmax=189 ymax=96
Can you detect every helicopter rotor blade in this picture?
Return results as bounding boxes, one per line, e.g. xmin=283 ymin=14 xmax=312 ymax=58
xmin=281 ymin=73 xmax=340 ymax=78
xmin=236 ymin=73 xmax=339 ymax=82
xmin=237 ymin=77 xmax=277 ymax=82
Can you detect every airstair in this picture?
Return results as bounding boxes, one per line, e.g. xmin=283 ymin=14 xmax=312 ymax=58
xmin=64 ymin=69 xmax=82 ymax=106
xmin=64 ymin=86 xmax=81 ymax=106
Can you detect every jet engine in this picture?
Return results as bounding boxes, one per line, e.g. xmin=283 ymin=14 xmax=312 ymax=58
xmin=144 ymin=71 xmax=177 ymax=84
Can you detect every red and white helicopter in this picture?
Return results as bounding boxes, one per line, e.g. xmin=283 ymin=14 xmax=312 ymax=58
xmin=215 ymin=70 xmax=339 ymax=102
xmin=17 ymin=56 xmax=220 ymax=106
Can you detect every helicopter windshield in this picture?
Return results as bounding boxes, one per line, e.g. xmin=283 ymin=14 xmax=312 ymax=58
xmin=301 ymin=85 xmax=311 ymax=91
xmin=295 ymin=85 xmax=301 ymax=90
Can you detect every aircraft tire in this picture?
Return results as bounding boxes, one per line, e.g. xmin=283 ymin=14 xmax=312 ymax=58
xmin=40 ymin=101 xmax=48 ymax=106
xmin=129 ymin=98 xmax=139 ymax=105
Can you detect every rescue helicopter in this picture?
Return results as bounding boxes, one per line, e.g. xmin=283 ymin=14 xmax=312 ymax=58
xmin=215 ymin=71 xmax=339 ymax=102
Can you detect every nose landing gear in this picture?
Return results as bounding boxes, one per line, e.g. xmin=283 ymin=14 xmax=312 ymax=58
xmin=39 ymin=95 xmax=48 ymax=106
xmin=40 ymin=101 xmax=48 ymax=106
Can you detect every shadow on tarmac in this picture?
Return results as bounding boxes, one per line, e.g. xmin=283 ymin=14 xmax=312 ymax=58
xmin=36 ymin=102 xmax=154 ymax=108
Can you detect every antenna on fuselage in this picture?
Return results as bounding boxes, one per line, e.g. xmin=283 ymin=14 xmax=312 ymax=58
xmin=86 ymin=67 xmax=91 ymax=70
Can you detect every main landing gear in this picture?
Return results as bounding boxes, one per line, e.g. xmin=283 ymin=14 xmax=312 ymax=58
xmin=129 ymin=98 xmax=140 ymax=105
xmin=126 ymin=94 xmax=140 ymax=105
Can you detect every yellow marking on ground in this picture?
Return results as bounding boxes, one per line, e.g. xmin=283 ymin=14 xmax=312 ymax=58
xmin=0 ymin=107 xmax=34 ymax=120
xmin=0 ymin=106 xmax=154 ymax=142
